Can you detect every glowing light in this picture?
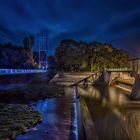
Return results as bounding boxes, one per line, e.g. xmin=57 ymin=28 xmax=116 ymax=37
xmin=73 ymin=87 xmax=79 ymax=140
xmin=0 ymin=68 xmax=47 ymax=75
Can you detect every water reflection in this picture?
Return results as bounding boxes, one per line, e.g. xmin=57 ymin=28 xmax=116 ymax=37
xmin=78 ymin=86 xmax=129 ymax=105
xmin=16 ymin=98 xmax=76 ymax=140
xmin=33 ymin=99 xmax=56 ymax=124
xmin=78 ymin=86 xmax=140 ymax=140
xmin=16 ymin=99 xmax=58 ymax=140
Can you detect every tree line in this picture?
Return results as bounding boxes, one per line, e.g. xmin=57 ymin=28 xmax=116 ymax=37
xmin=55 ymin=39 xmax=131 ymax=72
xmin=0 ymin=35 xmax=36 ymax=68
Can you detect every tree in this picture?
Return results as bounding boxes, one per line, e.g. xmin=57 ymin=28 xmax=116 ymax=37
xmin=23 ymin=36 xmax=29 ymax=48
xmin=23 ymin=35 xmax=35 ymax=49
xmin=29 ymin=35 xmax=35 ymax=49
xmin=55 ymin=39 xmax=131 ymax=72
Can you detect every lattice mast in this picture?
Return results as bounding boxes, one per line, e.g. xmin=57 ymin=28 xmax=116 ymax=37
xmin=38 ymin=32 xmax=48 ymax=68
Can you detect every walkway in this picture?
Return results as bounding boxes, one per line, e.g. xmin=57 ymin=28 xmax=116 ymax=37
xmin=50 ymin=72 xmax=95 ymax=86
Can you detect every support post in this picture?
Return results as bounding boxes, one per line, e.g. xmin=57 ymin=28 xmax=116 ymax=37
xmin=38 ymin=32 xmax=48 ymax=69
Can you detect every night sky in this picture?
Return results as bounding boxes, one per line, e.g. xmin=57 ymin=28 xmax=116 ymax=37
xmin=0 ymin=0 xmax=140 ymax=57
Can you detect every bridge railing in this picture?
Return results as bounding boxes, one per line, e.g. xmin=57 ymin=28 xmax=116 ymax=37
xmin=0 ymin=69 xmax=47 ymax=75
xmin=105 ymin=67 xmax=133 ymax=72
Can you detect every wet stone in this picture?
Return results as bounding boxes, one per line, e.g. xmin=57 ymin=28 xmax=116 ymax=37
xmin=0 ymin=103 xmax=42 ymax=140
xmin=16 ymin=87 xmax=77 ymax=140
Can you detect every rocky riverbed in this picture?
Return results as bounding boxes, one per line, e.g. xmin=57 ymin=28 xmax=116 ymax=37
xmin=0 ymin=103 xmax=41 ymax=140
xmin=0 ymin=83 xmax=65 ymax=140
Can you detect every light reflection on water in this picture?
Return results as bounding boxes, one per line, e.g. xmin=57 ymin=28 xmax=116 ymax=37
xmin=78 ymin=86 xmax=140 ymax=140
xmin=16 ymin=89 xmax=77 ymax=140
xmin=16 ymin=99 xmax=57 ymax=140
xmin=78 ymin=86 xmax=129 ymax=105
xmin=33 ymin=99 xmax=56 ymax=124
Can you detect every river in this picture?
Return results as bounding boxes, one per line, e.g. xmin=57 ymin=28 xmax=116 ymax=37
xmin=78 ymin=85 xmax=140 ymax=140
xmin=16 ymin=87 xmax=78 ymax=140
xmin=15 ymin=83 xmax=140 ymax=140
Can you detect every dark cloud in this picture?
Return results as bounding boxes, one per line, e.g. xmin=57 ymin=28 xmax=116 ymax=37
xmin=108 ymin=10 xmax=140 ymax=35
xmin=113 ymin=32 xmax=140 ymax=57
xmin=0 ymin=0 xmax=140 ymax=57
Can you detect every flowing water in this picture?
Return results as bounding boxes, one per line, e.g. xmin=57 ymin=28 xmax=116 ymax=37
xmin=78 ymin=85 xmax=140 ymax=140
xmin=15 ymin=83 xmax=140 ymax=140
xmin=16 ymin=87 xmax=78 ymax=140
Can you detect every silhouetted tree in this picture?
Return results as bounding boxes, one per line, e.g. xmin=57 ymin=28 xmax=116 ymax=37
xmin=55 ymin=40 xmax=130 ymax=72
xmin=29 ymin=35 xmax=35 ymax=49
xmin=23 ymin=36 xmax=29 ymax=48
xmin=0 ymin=40 xmax=35 ymax=68
xmin=23 ymin=35 xmax=35 ymax=49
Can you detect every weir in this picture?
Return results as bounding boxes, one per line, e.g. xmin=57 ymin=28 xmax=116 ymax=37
xmin=102 ymin=59 xmax=140 ymax=100
xmin=1 ymin=66 xmax=140 ymax=100
xmin=2 ymin=70 xmax=140 ymax=139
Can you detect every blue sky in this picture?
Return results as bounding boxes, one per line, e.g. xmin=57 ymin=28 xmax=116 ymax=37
xmin=0 ymin=0 xmax=140 ymax=56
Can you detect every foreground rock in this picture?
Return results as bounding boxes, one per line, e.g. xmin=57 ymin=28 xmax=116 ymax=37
xmin=0 ymin=84 xmax=65 ymax=139
xmin=0 ymin=103 xmax=42 ymax=140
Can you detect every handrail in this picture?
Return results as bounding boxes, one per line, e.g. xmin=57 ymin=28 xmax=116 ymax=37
xmin=105 ymin=68 xmax=132 ymax=72
xmin=70 ymin=73 xmax=100 ymax=86
xmin=0 ymin=69 xmax=47 ymax=75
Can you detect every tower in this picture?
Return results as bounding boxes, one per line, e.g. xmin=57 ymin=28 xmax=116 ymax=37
xmin=38 ymin=32 xmax=48 ymax=69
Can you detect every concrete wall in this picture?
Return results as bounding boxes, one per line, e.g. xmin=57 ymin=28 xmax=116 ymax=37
xmin=103 ymin=71 xmax=132 ymax=85
xmin=130 ymin=74 xmax=140 ymax=99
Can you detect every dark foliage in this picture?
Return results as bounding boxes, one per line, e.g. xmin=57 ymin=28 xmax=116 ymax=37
xmin=55 ymin=39 xmax=131 ymax=72
xmin=0 ymin=42 xmax=35 ymax=68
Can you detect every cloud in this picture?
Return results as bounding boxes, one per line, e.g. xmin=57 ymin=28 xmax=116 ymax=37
xmin=0 ymin=0 xmax=140 ymax=56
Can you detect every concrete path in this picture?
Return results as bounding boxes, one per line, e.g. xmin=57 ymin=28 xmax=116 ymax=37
xmin=50 ymin=72 xmax=94 ymax=86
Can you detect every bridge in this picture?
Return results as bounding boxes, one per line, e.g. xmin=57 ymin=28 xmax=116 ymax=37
xmin=0 ymin=69 xmax=47 ymax=75
xmin=103 ymin=60 xmax=140 ymax=100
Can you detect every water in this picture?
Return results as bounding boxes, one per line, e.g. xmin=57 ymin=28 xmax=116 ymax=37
xmin=78 ymin=85 xmax=140 ymax=140
xmin=16 ymin=87 xmax=77 ymax=140
xmin=15 ymin=84 xmax=139 ymax=140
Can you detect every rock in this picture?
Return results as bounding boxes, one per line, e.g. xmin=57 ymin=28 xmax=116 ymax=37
xmin=0 ymin=103 xmax=42 ymax=139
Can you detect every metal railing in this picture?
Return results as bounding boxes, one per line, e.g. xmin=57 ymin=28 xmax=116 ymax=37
xmin=105 ymin=68 xmax=132 ymax=72
xmin=0 ymin=69 xmax=47 ymax=75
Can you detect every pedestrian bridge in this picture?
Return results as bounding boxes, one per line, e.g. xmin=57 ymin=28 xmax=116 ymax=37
xmin=0 ymin=69 xmax=47 ymax=75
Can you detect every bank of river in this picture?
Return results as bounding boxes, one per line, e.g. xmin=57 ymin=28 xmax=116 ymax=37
xmin=0 ymin=71 xmax=83 ymax=140
xmin=0 ymin=72 xmax=67 ymax=140
xmin=0 ymin=84 xmax=65 ymax=140
xmin=1 ymin=72 xmax=138 ymax=140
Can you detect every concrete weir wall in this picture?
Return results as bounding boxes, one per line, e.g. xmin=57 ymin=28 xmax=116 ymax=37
xmin=104 ymin=71 xmax=140 ymax=100
xmin=130 ymin=74 xmax=140 ymax=99
xmin=79 ymin=98 xmax=98 ymax=140
xmin=103 ymin=71 xmax=131 ymax=85
xmin=103 ymin=71 xmax=120 ymax=85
